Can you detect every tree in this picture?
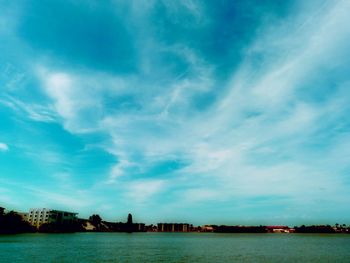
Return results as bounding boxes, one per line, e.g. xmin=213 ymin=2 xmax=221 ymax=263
xmin=0 ymin=207 xmax=4 ymax=226
xmin=89 ymin=214 xmax=102 ymax=230
xmin=0 ymin=210 xmax=35 ymax=234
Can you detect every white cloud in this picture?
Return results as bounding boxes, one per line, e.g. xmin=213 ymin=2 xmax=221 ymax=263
xmin=0 ymin=143 xmax=9 ymax=152
xmin=36 ymin=66 xmax=138 ymax=134
xmin=43 ymin=71 xmax=75 ymax=120
xmin=107 ymin=158 xmax=134 ymax=184
xmin=125 ymin=179 xmax=167 ymax=204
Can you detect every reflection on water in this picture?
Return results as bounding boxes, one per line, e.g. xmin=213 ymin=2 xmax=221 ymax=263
xmin=1 ymin=233 xmax=350 ymax=262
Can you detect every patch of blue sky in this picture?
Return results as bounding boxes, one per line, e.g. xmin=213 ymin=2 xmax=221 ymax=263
xmin=140 ymin=159 xmax=188 ymax=179
xmin=18 ymin=0 xmax=137 ymax=73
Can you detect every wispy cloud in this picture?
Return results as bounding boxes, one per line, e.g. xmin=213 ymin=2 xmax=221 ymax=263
xmin=0 ymin=95 xmax=57 ymax=122
xmin=1 ymin=0 xmax=350 ymax=223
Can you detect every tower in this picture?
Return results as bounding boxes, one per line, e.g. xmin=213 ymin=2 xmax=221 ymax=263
xmin=127 ymin=213 xmax=133 ymax=225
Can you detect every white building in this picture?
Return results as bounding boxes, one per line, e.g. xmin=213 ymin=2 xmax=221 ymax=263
xmin=27 ymin=208 xmax=77 ymax=228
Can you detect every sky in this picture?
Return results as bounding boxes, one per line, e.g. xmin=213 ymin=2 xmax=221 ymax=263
xmin=0 ymin=0 xmax=350 ymax=225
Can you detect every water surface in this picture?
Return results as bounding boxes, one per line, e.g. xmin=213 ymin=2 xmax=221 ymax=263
xmin=0 ymin=233 xmax=349 ymax=262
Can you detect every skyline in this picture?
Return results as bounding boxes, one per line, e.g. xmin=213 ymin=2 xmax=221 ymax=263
xmin=1 ymin=0 xmax=350 ymax=225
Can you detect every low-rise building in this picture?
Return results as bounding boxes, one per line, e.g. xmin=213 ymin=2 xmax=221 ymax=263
xmin=27 ymin=208 xmax=78 ymax=228
xmin=157 ymin=223 xmax=190 ymax=232
xmin=266 ymin=226 xmax=290 ymax=233
xmin=202 ymin=225 xmax=215 ymax=232
xmin=134 ymin=223 xmax=146 ymax=232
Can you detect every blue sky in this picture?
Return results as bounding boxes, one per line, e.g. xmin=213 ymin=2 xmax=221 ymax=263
xmin=1 ymin=0 xmax=350 ymax=225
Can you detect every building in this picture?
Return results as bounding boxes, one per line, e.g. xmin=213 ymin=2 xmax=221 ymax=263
xmin=202 ymin=225 xmax=215 ymax=232
xmin=157 ymin=223 xmax=190 ymax=232
xmin=27 ymin=208 xmax=77 ymax=228
xmin=266 ymin=226 xmax=290 ymax=233
xmin=134 ymin=223 xmax=146 ymax=232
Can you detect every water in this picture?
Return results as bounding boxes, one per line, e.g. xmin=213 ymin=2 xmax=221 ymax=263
xmin=0 ymin=233 xmax=349 ymax=262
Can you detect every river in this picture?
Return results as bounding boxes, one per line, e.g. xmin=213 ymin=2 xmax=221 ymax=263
xmin=1 ymin=232 xmax=349 ymax=262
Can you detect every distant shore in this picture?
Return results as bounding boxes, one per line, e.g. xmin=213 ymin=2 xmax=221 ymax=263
xmin=1 ymin=206 xmax=349 ymax=234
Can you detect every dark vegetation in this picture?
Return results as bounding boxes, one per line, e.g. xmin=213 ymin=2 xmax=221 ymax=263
xmin=86 ymin=213 xmax=145 ymax=232
xmin=39 ymin=221 xmax=85 ymax=233
xmin=0 ymin=207 xmax=35 ymax=234
xmin=294 ymin=225 xmax=337 ymax=233
xmin=213 ymin=225 xmax=267 ymax=233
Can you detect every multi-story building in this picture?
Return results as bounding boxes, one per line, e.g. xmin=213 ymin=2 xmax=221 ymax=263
xmin=157 ymin=223 xmax=190 ymax=232
xmin=27 ymin=208 xmax=78 ymax=228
